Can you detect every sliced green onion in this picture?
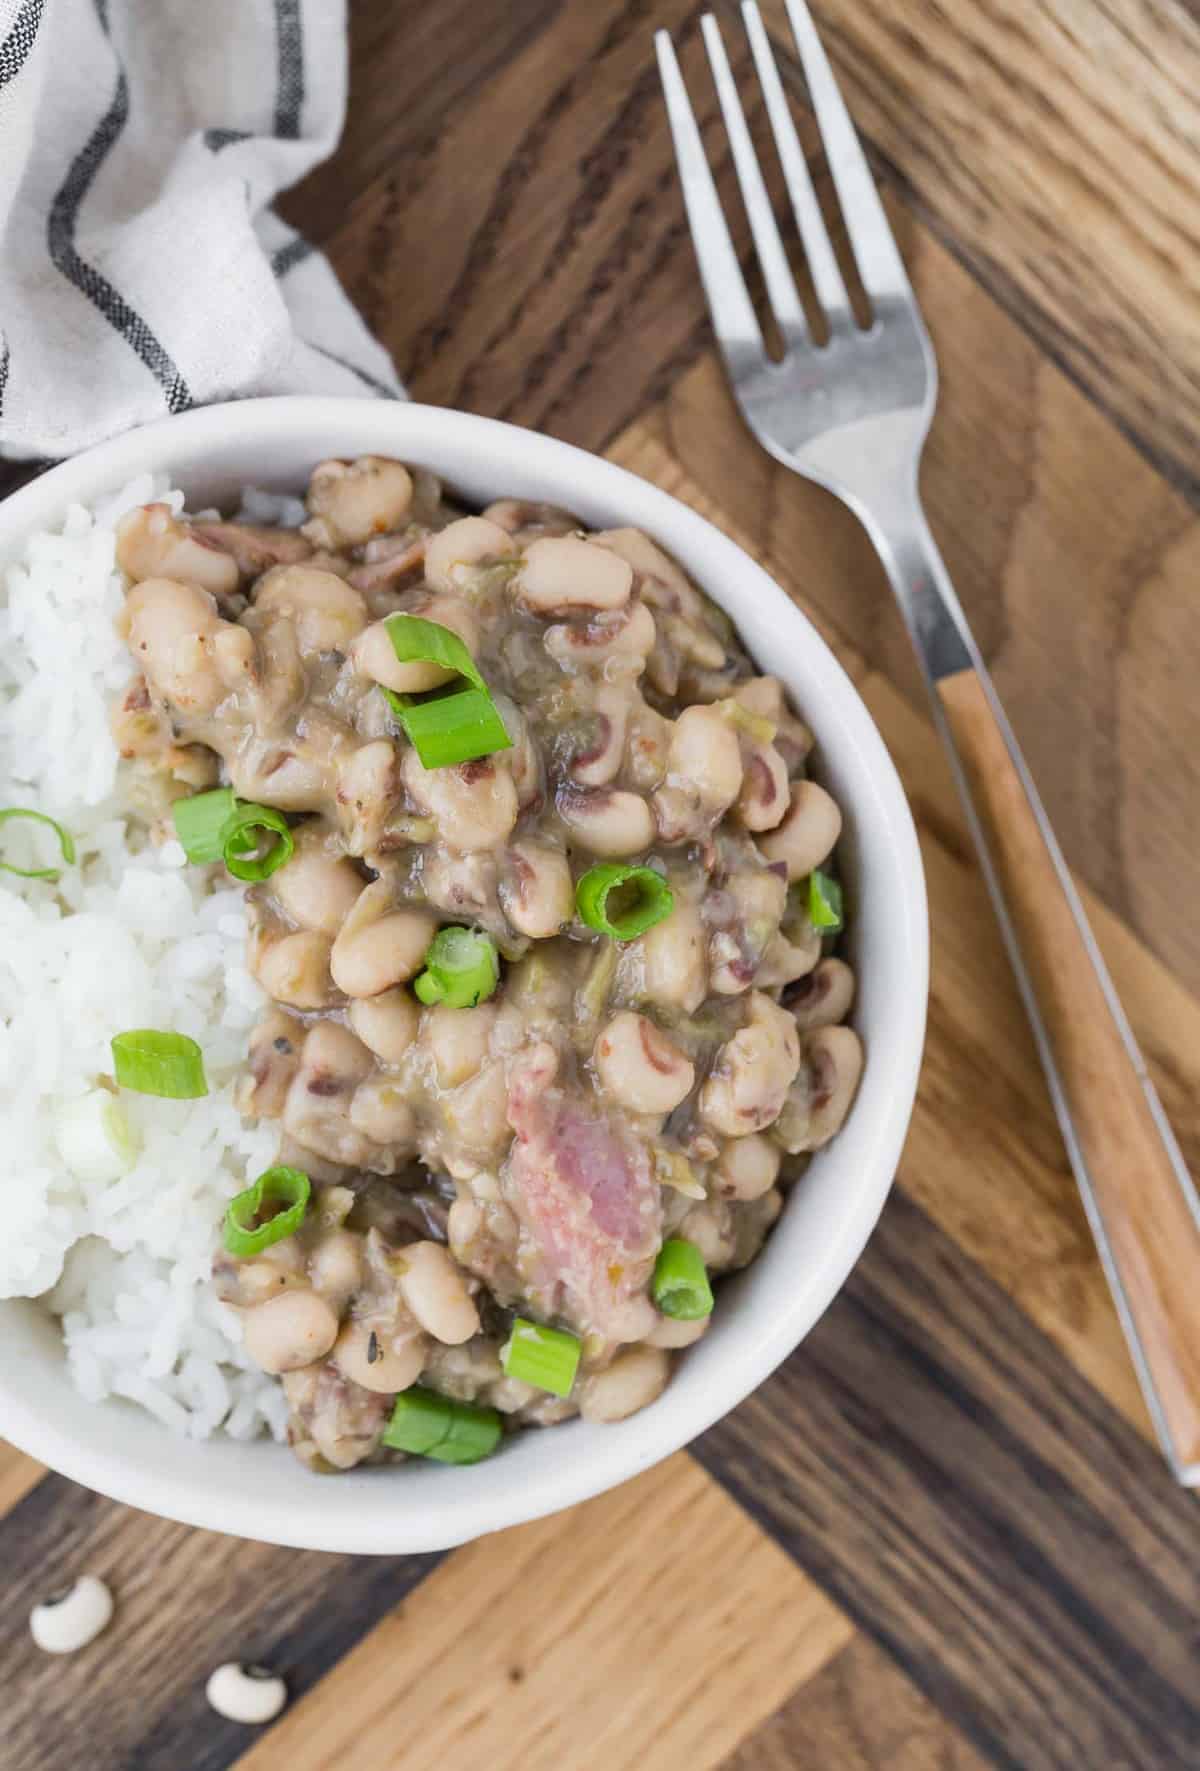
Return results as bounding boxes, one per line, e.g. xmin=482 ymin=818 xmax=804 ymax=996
xmin=501 ymin=1318 xmax=582 ymax=1398
xmin=172 ymin=788 xmax=294 ymax=881
xmin=220 ymin=801 xmax=294 ymax=882
xmin=0 ymin=808 xmax=76 ymax=881
xmin=111 ymin=1030 xmax=208 ymax=1099
xmin=54 ymin=1089 xmax=139 ymax=1184
xmin=171 ymin=787 xmax=235 ymax=864
xmin=379 ymin=614 xmax=511 ymax=770
xmin=223 ymin=1165 xmax=311 ymax=1258
xmin=807 ymin=867 xmax=844 ymax=933
xmin=652 ymin=1238 xmax=714 ymax=1321
xmin=576 ymin=864 xmax=674 ymax=941
xmin=382 ymin=1386 xmax=503 ymax=1464
xmin=413 ymin=925 xmax=500 ymax=1009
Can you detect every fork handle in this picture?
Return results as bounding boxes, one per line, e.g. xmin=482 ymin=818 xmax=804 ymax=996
xmin=881 ymin=508 xmax=1200 ymax=1481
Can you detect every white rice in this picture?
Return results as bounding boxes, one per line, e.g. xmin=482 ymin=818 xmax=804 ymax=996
xmin=0 ymin=475 xmax=302 ymax=1442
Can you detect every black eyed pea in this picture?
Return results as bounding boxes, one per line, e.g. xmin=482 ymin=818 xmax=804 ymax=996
xmin=677 ymin=1198 xmax=737 ymax=1267
xmin=588 ymin=525 xmax=698 ymax=614
xmin=396 ymin=1240 xmax=481 ymax=1345
xmin=753 ymin=923 xmax=822 ymax=991
xmin=644 ymin=1313 xmax=711 ymax=1349
xmin=481 ymin=498 xmax=580 ymax=540
xmin=120 ymin=578 xmax=228 ymax=714
xmin=424 ymin=516 xmax=517 ymax=593
xmin=579 ymin=1346 xmax=671 ymax=1423
xmin=439 ymin=1061 xmax=512 ymax=1166
xmin=29 ymin=1576 xmax=114 ymax=1655
xmin=516 ymin=535 xmax=633 ymax=615
xmin=268 ymin=827 xmax=364 ymax=937
xmin=627 ymin=901 xmax=708 ymax=1014
xmin=348 ymin=1074 xmax=418 ymax=1148
xmin=348 ymin=987 xmax=420 ymax=1063
xmin=330 ymin=883 xmax=437 ymax=997
xmin=241 ymin=1288 xmax=340 ymax=1374
xmin=735 ymin=743 xmax=790 ymax=832
xmin=252 ymin=565 xmax=369 ymax=653
xmin=571 ymin=683 xmax=633 ymax=788
xmin=253 ymin=929 xmax=336 ymax=1010
xmin=401 ymin=748 xmax=520 ymax=853
xmin=427 ymin=1000 xmax=498 ymax=1089
xmin=498 ymin=840 xmax=574 ymax=939
xmin=625 ymin=702 xmax=673 ymax=791
xmin=544 ymin=600 xmax=657 ymax=674
xmin=593 ymin=1011 xmax=695 ymax=1115
xmin=773 ymin=1025 xmax=865 ymax=1154
xmin=306 ymin=1230 xmax=363 ymax=1309
xmin=334 ymin=740 xmax=402 ymax=858
xmin=757 ymin=780 xmax=843 ymax=881
xmin=351 ymin=593 xmax=481 ymax=693
xmin=304 ymin=456 xmax=414 ymax=549
xmin=116 ymin=503 xmax=240 ymax=598
xmin=206 ymin=1663 xmax=289 ymax=1727
xmin=333 ymin=1316 xmax=428 ymax=1393
xmin=699 ymin=990 xmax=801 ymax=1138
xmin=787 ymin=957 xmax=856 ymax=1031
xmin=555 ymin=783 xmax=655 ymax=857
xmin=714 ymin=1132 xmax=782 ymax=1201
xmin=663 ymin=704 xmax=744 ymax=814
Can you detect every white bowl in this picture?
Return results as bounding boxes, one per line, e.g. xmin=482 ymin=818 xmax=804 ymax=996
xmin=0 ymin=398 xmax=927 ymax=1553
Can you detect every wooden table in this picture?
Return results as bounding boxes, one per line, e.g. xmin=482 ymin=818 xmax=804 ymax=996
xmin=4 ymin=2 xmax=1200 ymax=1766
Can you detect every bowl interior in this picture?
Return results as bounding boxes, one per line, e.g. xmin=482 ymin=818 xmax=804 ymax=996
xmin=0 ymin=400 xmax=927 ymax=1553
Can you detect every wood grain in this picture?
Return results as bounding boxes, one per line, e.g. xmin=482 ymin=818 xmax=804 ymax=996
xmin=696 ymin=1191 xmax=1200 ymax=1771
xmin=724 ymin=1634 xmax=989 ymax=1771
xmin=230 ymin=1456 xmax=851 ymax=1771
xmin=939 ymin=664 xmax=1200 ymax=1475
xmin=0 ymin=1440 xmax=42 ymax=1514
xmin=0 ymin=1477 xmax=442 ymax=1771
xmin=758 ymin=0 xmax=1200 ymax=494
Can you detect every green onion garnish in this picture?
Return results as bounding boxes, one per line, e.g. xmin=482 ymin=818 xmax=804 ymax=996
xmin=413 ymin=925 xmax=500 ymax=1009
xmin=652 ymin=1239 xmax=714 ymax=1321
xmin=171 ymin=788 xmax=235 ymax=865
xmin=110 ymin=1030 xmax=208 ymax=1099
xmin=223 ymin=1165 xmax=311 ymax=1257
xmin=172 ymin=788 xmax=295 ymax=880
xmin=807 ymin=867 xmax=844 ymax=933
xmin=0 ymin=808 xmax=76 ymax=881
xmin=501 ymin=1318 xmax=582 ymax=1398
xmin=382 ymin=1386 xmax=503 ymax=1464
xmin=575 ymin=864 xmax=674 ymax=941
xmin=379 ymin=614 xmax=511 ymax=770
xmin=219 ymin=801 xmax=294 ymax=882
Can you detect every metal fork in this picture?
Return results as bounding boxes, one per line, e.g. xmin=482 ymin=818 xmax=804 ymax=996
xmin=658 ymin=0 xmax=1200 ymax=1484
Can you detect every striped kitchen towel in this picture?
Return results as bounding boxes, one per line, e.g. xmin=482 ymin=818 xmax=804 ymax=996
xmin=0 ymin=0 xmax=401 ymax=462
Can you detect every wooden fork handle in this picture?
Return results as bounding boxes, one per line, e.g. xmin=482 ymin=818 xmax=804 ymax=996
xmin=936 ymin=664 xmax=1200 ymax=1478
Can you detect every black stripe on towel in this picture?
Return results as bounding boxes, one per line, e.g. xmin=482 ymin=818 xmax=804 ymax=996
xmin=273 ymin=0 xmax=305 ymax=140
xmin=203 ymin=127 xmax=251 ymax=153
xmin=271 ymin=235 xmax=315 ymax=278
xmin=0 ymin=0 xmax=45 ymax=88
xmin=0 ymin=334 xmax=10 ymax=420
xmin=46 ymin=0 xmax=191 ymax=414
xmin=310 ymin=341 xmax=399 ymax=400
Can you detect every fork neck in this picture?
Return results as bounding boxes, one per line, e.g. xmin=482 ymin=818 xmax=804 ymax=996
xmin=835 ymin=462 xmax=975 ymax=683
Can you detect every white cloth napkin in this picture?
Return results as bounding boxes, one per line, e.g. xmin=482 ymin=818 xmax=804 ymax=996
xmin=0 ymin=0 xmax=401 ymax=462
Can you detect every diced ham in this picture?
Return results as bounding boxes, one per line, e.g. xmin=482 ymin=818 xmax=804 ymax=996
xmin=503 ymin=1045 xmax=661 ymax=1341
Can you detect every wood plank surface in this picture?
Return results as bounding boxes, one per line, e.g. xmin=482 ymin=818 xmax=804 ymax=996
xmin=5 ymin=3 xmax=1200 ymax=1769
xmin=724 ymin=1634 xmax=990 ymax=1771
xmin=230 ymin=1457 xmax=851 ymax=1771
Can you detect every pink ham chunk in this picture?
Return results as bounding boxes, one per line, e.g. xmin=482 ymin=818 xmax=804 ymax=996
xmin=504 ymin=1045 xmax=662 ymax=1341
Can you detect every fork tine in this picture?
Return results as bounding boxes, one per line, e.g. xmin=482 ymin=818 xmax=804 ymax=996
xmin=699 ymin=13 xmax=807 ymax=345
xmin=779 ymin=0 xmax=911 ymax=303
xmin=655 ymin=29 xmax=767 ymax=376
xmin=739 ymin=1 xmax=851 ymax=330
